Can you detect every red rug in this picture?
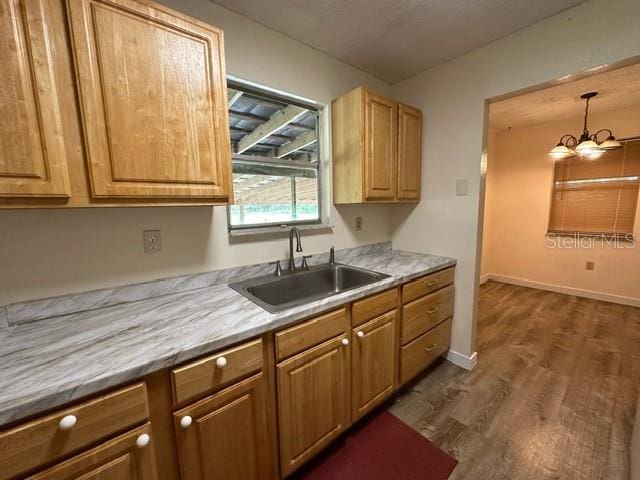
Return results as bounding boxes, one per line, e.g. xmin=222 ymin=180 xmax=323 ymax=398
xmin=295 ymin=410 xmax=458 ymax=479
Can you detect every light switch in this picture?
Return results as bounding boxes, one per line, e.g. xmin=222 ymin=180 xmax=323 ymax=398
xmin=456 ymin=179 xmax=468 ymax=196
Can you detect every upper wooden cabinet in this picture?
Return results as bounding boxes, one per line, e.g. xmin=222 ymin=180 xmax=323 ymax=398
xmin=0 ymin=0 xmax=232 ymax=208
xmin=332 ymin=86 xmax=422 ymax=204
xmin=0 ymin=0 xmax=71 ymax=198
xmin=364 ymin=91 xmax=398 ymax=200
xmin=397 ymin=104 xmax=423 ymax=201
xmin=67 ymin=0 xmax=232 ymax=199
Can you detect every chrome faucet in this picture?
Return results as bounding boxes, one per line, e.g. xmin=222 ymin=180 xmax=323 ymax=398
xmin=288 ymin=227 xmax=303 ymax=271
xmin=329 ymin=246 xmax=335 ymax=266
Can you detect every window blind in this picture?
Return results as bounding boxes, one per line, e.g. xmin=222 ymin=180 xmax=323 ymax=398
xmin=548 ymin=138 xmax=640 ymax=237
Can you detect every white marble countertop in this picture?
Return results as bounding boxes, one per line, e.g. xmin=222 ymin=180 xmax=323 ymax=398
xmin=0 ymin=249 xmax=455 ymax=426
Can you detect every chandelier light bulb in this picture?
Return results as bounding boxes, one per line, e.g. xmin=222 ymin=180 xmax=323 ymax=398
xmin=599 ymin=135 xmax=622 ymax=150
xmin=575 ymin=139 xmax=601 ymax=156
xmin=549 ymin=143 xmax=575 ymax=159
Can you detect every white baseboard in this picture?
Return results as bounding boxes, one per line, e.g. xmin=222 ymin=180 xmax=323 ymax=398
xmin=483 ymin=273 xmax=640 ymax=308
xmin=446 ymin=350 xmax=478 ymax=370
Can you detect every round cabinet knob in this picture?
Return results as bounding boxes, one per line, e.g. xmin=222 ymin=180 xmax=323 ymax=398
xmin=58 ymin=415 xmax=77 ymax=431
xmin=215 ymin=356 xmax=227 ymax=368
xmin=136 ymin=433 xmax=150 ymax=448
xmin=356 ymin=331 xmax=364 ymax=338
xmin=180 ymin=416 xmax=193 ymax=429
xmin=341 ymin=338 xmax=349 ymax=346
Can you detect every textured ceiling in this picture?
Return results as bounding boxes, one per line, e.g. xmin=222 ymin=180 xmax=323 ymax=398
xmin=211 ymin=0 xmax=586 ymax=83
xmin=490 ymin=63 xmax=640 ymax=130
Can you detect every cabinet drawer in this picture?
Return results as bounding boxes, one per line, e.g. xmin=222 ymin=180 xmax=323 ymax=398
xmin=401 ymin=285 xmax=454 ymax=344
xmin=171 ymin=339 xmax=263 ymax=405
xmin=275 ymin=308 xmax=348 ymax=362
xmin=400 ymin=319 xmax=451 ymax=385
xmin=402 ymin=267 xmax=454 ymax=304
xmin=0 ymin=382 xmax=148 ymax=479
xmin=352 ymin=288 xmax=398 ymax=327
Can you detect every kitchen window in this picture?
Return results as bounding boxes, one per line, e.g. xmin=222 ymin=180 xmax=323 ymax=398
xmin=548 ymin=137 xmax=640 ymax=238
xmin=226 ymin=79 xmax=322 ymax=231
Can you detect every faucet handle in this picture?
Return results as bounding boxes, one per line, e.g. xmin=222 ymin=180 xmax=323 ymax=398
xmin=301 ymin=255 xmax=312 ymax=270
xmin=329 ymin=246 xmax=335 ymax=265
xmin=269 ymin=260 xmax=283 ymax=277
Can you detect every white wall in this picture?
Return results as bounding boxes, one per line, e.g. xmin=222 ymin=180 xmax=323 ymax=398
xmin=0 ymin=0 xmax=393 ymax=306
xmin=390 ymin=0 xmax=640 ymax=358
xmin=482 ymin=106 xmax=640 ymax=304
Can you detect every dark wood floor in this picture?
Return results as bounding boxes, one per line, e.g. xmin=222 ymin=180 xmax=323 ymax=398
xmin=389 ymin=281 xmax=640 ymax=480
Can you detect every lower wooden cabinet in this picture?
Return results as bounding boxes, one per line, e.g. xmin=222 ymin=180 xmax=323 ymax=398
xmin=276 ymin=334 xmax=350 ymax=477
xmin=400 ymin=318 xmax=452 ymax=385
xmin=173 ymin=373 xmax=273 ymax=480
xmin=4 ymin=271 xmax=455 ymax=480
xmin=351 ymin=310 xmax=397 ymax=421
xmin=0 ymin=383 xmax=149 ymax=479
xmin=28 ymin=424 xmax=157 ymax=480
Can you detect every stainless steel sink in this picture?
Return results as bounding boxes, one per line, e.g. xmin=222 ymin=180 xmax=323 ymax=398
xmin=229 ymin=264 xmax=389 ymax=313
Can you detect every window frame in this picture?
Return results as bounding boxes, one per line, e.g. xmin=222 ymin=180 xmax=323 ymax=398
xmin=225 ymin=78 xmax=325 ymax=233
xmin=546 ymin=135 xmax=640 ymax=240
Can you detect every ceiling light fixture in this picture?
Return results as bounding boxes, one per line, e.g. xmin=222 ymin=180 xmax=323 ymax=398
xmin=549 ymin=91 xmax=622 ymax=160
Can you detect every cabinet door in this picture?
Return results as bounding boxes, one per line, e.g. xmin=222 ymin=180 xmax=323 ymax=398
xmin=397 ymin=104 xmax=422 ymax=201
xmin=352 ymin=310 xmax=397 ymax=421
xmin=27 ymin=424 xmax=157 ymax=480
xmin=0 ymin=0 xmax=70 ymax=197
xmin=363 ymin=91 xmax=397 ymax=201
xmin=173 ymin=373 xmax=273 ymax=480
xmin=277 ymin=334 xmax=350 ymax=477
xmin=67 ymin=0 xmax=232 ymax=199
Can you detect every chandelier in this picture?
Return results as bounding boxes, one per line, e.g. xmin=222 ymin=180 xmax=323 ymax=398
xmin=549 ymin=91 xmax=622 ymax=160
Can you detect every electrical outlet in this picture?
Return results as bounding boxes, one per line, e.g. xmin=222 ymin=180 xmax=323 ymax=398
xmin=143 ymin=230 xmax=162 ymax=254
xmin=355 ymin=217 xmax=363 ymax=231
xmin=585 ymin=261 xmax=595 ymax=271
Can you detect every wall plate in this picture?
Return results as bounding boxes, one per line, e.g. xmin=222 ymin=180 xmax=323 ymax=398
xmin=143 ymin=230 xmax=162 ymax=254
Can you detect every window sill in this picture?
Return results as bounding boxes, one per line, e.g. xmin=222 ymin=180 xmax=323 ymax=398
xmin=229 ymin=223 xmax=334 ymax=238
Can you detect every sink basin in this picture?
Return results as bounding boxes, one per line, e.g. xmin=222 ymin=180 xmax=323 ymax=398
xmin=229 ymin=264 xmax=389 ymax=313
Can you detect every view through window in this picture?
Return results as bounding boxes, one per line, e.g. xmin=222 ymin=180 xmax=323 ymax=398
xmin=227 ymin=81 xmax=320 ymax=230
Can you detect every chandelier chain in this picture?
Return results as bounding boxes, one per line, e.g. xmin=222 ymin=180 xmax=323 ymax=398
xmin=582 ymin=97 xmax=590 ymax=135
